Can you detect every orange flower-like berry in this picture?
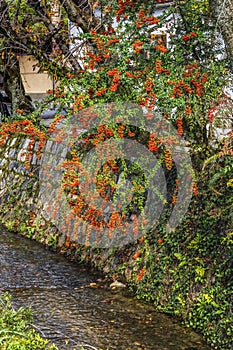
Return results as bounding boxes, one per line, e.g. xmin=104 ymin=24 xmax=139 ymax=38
xmin=136 ymin=268 xmax=146 ymax=281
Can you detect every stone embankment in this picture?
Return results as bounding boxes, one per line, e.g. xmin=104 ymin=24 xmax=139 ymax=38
xmin=0 ymin=134 xmax=137 ymax=280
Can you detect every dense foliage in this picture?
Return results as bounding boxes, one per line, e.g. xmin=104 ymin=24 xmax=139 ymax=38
xmin=44 ymin=0 xmax=230 ymax=161
xmin=131 ymin=144 xmax=233 ymax=349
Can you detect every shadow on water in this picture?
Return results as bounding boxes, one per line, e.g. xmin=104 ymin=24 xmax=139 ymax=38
xmin=0 ymin=227 xmax=211 ymax=350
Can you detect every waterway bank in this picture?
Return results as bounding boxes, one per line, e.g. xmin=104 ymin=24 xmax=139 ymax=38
xmin=0 ymin=133 xmax=232 ymax=349
xmin=0 ymin=227 xmax=211 ymax=350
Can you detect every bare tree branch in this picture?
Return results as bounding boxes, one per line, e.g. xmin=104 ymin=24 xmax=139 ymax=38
xmin=209 ymin=0 xmax=233 ymax=71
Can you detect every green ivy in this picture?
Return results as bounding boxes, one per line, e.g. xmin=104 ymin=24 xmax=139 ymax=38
xmin=132 ymin=151 xmax=232 ymax=349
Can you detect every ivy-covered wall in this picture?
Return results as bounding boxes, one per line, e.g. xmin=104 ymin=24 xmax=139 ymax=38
xmin=0 ymin=134 xmax=138 ymax=272
xmin=0 ymin=134 xmax=232 ymax=350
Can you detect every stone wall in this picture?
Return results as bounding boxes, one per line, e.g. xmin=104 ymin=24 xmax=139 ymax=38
xmin=0 ymin=135 xmax=55 ymax=244
xmin=0 ymin=134 xmax=137 ymax=279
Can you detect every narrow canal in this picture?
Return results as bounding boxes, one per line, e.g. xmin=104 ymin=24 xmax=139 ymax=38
xmin=0 ymin=226 xmax=211 ymax=350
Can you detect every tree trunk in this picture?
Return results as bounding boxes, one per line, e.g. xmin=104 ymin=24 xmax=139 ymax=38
xmin=209 ymin=0 xmax=233 ymax=71
xmin=0 ymin=57 xmax=34 ymax=116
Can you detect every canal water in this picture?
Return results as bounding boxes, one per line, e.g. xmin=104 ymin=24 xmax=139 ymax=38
xmin=0 ymin=226 xmax=211 ymax=350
